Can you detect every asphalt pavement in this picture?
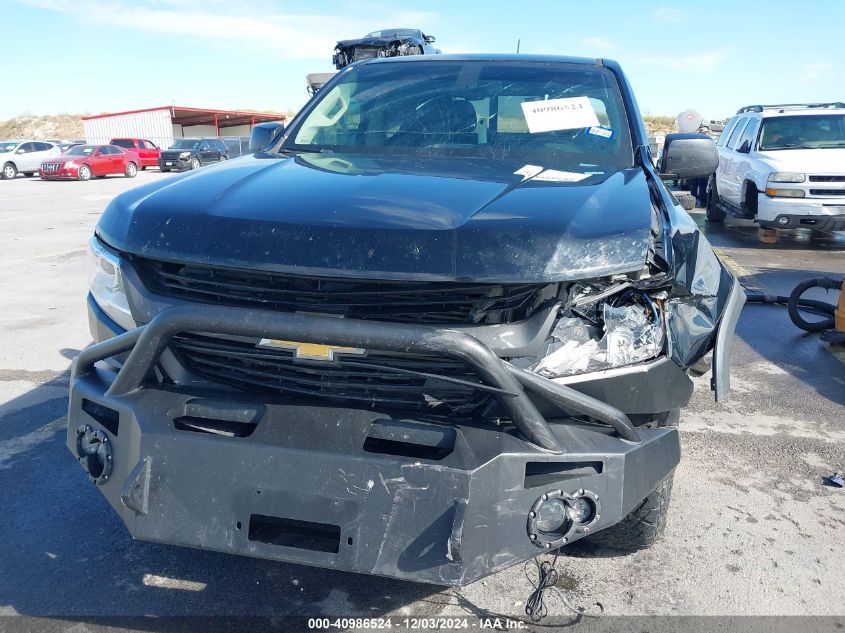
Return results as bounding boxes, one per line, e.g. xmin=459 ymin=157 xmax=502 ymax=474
xmin=1 ymin=171 xmax=843 ymax=630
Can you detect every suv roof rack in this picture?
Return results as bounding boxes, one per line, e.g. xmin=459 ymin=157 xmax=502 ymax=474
xmin=737 ymin=102 xmax=845 ymax=114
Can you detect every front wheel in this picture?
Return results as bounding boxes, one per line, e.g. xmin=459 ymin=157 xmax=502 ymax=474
xmin=125 ymin=162 xmax=138 ymax=178
xmin=78 ymin=164 xmax=92 ymax=181
xmin=577 ymin=477 xmax=674 ymax=553
xmin=2 ymin=162 xmax=17 ymax=180
xmin=706 ymin=177 xmax=727 ymax=223
xmin=190 ymin=157 xmax=200 ymax=170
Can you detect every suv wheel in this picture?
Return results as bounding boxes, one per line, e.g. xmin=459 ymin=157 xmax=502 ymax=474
xmin=744 ymin=183 xmax=759 ymax=218
xmin=567 ymin=410 xmax=678 ymax=554
xmin=190 ymin=157 xmax=200 ymax=170
xmin=2 ymin=162 xmax=17 ymax=180
xmin=706 ymin=177 xmax=726 ymax=223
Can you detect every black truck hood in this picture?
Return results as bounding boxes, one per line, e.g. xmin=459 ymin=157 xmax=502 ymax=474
xmin=97 ymin=153 xmax=654 ymax=282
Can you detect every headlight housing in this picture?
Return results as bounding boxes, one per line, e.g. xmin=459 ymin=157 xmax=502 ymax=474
xmin=768 ymin=172 xmax=805 ymax=183
xmin=528 ymin=285 xmax=665 ymax=379
xmin=65 ymin=161 xmax=77 ymax=168
xmin=179 ymin=151 xmax=191 ymax=159
xmin=88 ymin=235 xmax=135 ymax=331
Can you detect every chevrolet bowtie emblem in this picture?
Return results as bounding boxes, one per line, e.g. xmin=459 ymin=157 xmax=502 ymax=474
xmin=257 ymin=339 xmax=367 ymax=361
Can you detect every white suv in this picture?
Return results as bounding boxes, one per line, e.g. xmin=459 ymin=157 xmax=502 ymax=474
xmin=0 ymin=140 xmax=61 ymax=180
xmin=708 ymin=103 xmax=845 ymax=232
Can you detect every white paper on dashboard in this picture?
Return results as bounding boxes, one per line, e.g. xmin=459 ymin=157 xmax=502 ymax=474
xmin=533 ymin=169 xmax=590 ymax=183
xmin=514 ymin=164 xmax=544 ymax=180
xmin=520 ymin=97 xmax=600 ymax=133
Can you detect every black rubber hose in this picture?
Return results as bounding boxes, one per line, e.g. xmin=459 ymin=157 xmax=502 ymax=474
xmin=787 ymin=278 xmax=840 ymax=332
xmin=744 ymin=277 xmax=842 ymax=332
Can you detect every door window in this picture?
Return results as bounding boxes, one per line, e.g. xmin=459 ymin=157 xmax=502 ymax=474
xmin=716 ymin=117 xmax=739 ymax=147
xmin=736 ymin=119 xmax=760 ymax=152
xmin=18 ymin=142 xmax=36 ymax=153
xmin=726 ymin=118 xmax=750 ymax=150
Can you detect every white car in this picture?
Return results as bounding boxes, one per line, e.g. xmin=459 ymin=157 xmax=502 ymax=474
xmin=0 ymin=139 xmax=61 ymax=180
xmin=708 ymin=102 xmax=845 ymax=232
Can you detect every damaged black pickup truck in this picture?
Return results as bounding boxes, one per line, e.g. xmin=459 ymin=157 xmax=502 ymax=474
xmin=69 ymin=55 xmax=743 ymax=586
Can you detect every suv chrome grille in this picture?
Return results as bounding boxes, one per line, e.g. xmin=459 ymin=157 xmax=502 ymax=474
xmin=134 ymin=258 xmax=547 ymax=325
xmin=170 ymin=333 xmax=492 ymax=415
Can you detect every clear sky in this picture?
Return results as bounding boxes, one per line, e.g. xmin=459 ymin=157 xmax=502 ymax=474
xmin=3 ymin=0 xmax=843 ymax=122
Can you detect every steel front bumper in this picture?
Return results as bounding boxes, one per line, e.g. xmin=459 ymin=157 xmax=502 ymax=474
xmin=68 ymin=305 xmax=680 ymax=585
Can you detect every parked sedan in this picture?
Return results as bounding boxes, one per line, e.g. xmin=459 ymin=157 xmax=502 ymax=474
xmin=39 ymin=144 xmax=140 ymax=181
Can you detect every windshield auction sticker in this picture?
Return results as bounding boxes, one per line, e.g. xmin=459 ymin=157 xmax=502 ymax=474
xmin=521 ymin=97 xmax=600 ymax=133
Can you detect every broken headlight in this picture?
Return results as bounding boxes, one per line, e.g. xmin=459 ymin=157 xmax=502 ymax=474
xmin=88 ymin=235 xmax=135 ymax=331
xmin=529 ymin=285 xmax=664 ymax=378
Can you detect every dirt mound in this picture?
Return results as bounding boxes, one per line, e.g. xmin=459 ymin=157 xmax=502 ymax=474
xmin=0 ymin=114 xmax=85 ymax=141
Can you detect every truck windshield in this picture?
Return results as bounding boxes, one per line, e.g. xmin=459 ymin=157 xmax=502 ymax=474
xmin=758 ymin=114 xmax=845 ymax=150
xmin=284 ymin=61 xmax=634 ymax=175
xmin=365 ymin=29 xmax=419 ymax=37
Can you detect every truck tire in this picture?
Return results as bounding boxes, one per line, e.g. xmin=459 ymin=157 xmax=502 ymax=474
xmin=706 ymin=177 xmax=726 ymax=223
xmin=568 ymin=410 xmax=677 ymax=554
xmin=578 ymin=477 xmax=673 ymax=553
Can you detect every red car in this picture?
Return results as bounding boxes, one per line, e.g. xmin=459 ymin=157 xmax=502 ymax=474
xmin=110 ymin=138 xmax=160 ymax=169
xmin=39 ymin=144 xmax=140 ymax=181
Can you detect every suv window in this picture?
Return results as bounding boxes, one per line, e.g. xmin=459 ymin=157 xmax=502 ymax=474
xmin=726 ymin=118 xmax=750 ymax=150
xmin=34 ymin=142 xmax=52 ymax=151
xmin=716 ymin=117 xmax=739 ymax=147
xmin=19 ymin=142 xmax=36 ymax=153
xmin=111 ymin=139 xmax=135 ymax=149
xmin=142 ymin=140 xmax=158 ymax=150
xmin=736 ymin=119 xmax=760 ymax=152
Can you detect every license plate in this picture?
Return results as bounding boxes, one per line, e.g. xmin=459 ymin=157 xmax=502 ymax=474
xmin=165 ymin=161 xmax=173 ymax=166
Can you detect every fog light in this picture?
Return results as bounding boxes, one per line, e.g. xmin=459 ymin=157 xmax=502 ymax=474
xmin=535 ymin=498 xmax=568 ymax=533
xmin=566 ymin=497 xmax=596 ymax=524
xmin=777 ymin=216 xmax=790 ymax=226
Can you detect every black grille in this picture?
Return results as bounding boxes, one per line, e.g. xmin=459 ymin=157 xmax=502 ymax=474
xmin=809 ymin=175 xmax=845 ymax=182
xmin=135 ymin=258 xmax=546 ymax=325
xmin=809 ymin=188 xmax=845 ymax=196
xmin=170 ymin=333 xmax=492 ymax=415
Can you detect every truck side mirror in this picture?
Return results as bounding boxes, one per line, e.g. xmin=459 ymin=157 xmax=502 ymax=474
xmin=249 ymin=122 xmax=285 ymax=153
xmin=659 ymin=133 xmax=719 ymax=180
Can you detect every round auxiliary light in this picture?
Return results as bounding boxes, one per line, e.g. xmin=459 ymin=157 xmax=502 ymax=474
xmin=777 ymin=216 xmax=790 ymax=226
xmin=535 ymin=498 xmax=568 ymax=533
xmin=566 ymin=497 xmax=596 ymax=524
xmin=527 ymin=489 xmax=601 ymax=549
